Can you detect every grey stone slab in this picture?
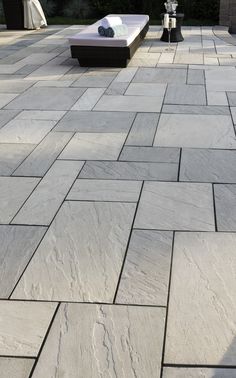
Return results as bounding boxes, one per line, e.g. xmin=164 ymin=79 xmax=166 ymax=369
xmin=120 ymin=146 xmax=180 ymax=163
xmin=180 ymin=148 xmax=236 ymax=183
xmin=71 ymin=88 xmax=105 ymax=111
xmin=13 ymin=161 xmax=84 ymax=226
xmin=205 ymin=68 xmax=236 ymax=91
xmin=80 ymin=161 xmax=178 ymax=181
xmin=5 ymin=87 xmax=86 ymax=110
xmin=0 ymin=80 xmax=33 ymax=93
xmin=14 ymin=132 xmax=73 ymax=177
xmin=114 ymin=67 xmax=137 ymax=82
xmin=135 ymin=182 xmax=215 ymax=231
xmin=59 ymin=133 xmax=126 ymax=161
xmin=12 ymin=201 xmax=136 ymax=301
xmin=67 ymin=179 xmax=142 ymax=202
xmin=165 ymin=84 xmax=206 ymax=105
xmin=72 ymin=71 xmax=116 ymax=87
xmin=133 ymin=67 xmax=187 ymax=84
xmin=31 ymin=303 xmax=165 ymax=378
xmin=231 ymin=107 xmax=236 ymax=124
xmin=165 ymin=232 xmax=236 ymax=365
xmin=116 ymin=230 xmax=172 ymax=306
xmin=0 ymin=358 xmax=34 ymax=378
xmin=0 ymin=93 xmax=18 ymax=108
xmin=15 ymin=64 xmax=41 ymax=75
xmin=0 ymin=300 xmax=57 ymax=356
xmin=0 ymin=119 xmax=56 ymax=144
xmin=55 ymin=111 xmax=135 ymax=133
xmin=0 ymin=110 xmax=19 ymax=129
xmin=162 ymin=104 xmax=230 ymax=115
xmin=163 ymin=368 xmax=236 ymax=378
xmin=0 ymin=177 xmax=39 ymax=224
xmin=105 ymin=81 xmax=129 ymax=95
xmin=187 ymin=69 xmax=205 ymax=84
xmin=207 ymin=90 xmax=228 ymax=106
xmin=227 ymin=92 xmax=236 ymax=106
xmin=154 ymin=114 xmax=236 ymax=149
xmin=214 ymin=184 xmax=236 ymax=231
xmin=125 ymin=113 xmax=159 ymax=146
xmin=16 ymin=110 xmax=66 ymax=121
xmin=0 ymin=144 xmax=35 ymax=176
xmin=125 ymin=83 xmax=166 ymax=97
xmin=94 ymin=95 xmax=163 ymax=112
xmin=0 ymin=225 xmax=46 ymax=298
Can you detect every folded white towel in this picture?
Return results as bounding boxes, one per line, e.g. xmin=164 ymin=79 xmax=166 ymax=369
xmin=101 ymin=16 xmax=122 ymax=29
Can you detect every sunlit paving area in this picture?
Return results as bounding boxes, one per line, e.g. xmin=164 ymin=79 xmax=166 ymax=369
xmin=1 ymin=20 xmax=236 ymax=378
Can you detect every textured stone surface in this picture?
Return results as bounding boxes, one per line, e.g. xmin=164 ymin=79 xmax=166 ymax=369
xmin=125 ymin=113 xmax=159 ymax=146
xmin=227 ymin=92 xmax=236 ymax=106
xmin=94 ymin=94 xmax=163 ymax=112
xmin=133 ymin=67 xmax=187 ymax=83
xmin=120 ymin=146 xmax=180 ymax=163
xmin=71 ymin=88 xmax=105 ymax=111
xmin=0 ymin=300 xmax=57 ymax=356
xmin=72 ymin=71 xmax=116 ymax=87
xmin=125 ymin=83 xmax=166 ymax=97
xmin=165 ymin=232 xmax=236 ymax=365
xmin=165 ymin=84 xmax=206 ymax=105
xmin=0 ymin=110 xmax=19 ymax=129
xmin=31 ymin=303 xmax=165 ymax=378
xmin=163 ymin=368 xmax=236 ymax=378
xmin=0 ymin=144 xmax=34 ymax=176
xmin=116 ymin=230 xmax=173 ymax=305
xmin=214 ymin=184 xmax=236 ymax=231
xmin=12 ymin=201 xmax=136 ymax=302
xmin=135 ymin=182 xmax=215 ymax=231
xmin=0 ymin=358 xmax=34 ymax=378
xmin=162 ymin=104 xmax=230 ymax=115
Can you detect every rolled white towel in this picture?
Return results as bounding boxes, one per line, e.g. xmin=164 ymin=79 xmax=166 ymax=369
xmin=101 ymin=16 xmax=122 ymax=29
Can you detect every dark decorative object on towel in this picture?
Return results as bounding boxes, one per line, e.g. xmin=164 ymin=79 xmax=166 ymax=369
xmin=98 ymin=24 xmax=128 ymax=37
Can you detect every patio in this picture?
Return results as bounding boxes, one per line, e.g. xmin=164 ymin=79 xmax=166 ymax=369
xmin=0 ymin=23 xmax=236 ymax=378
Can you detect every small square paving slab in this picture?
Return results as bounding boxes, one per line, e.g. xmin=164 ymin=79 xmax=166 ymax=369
xmin=135 ymin=182 xmax=215 ymax=231
xmin=133 ymin=67 xmax=187 ymax=84
xmin=125 ymin=83 xmax=166 ymax=97
xmin=5 ymin=87 xmax=85 ymax=111
xmin=154 ymin=114 xmax=236 ymax=149
xmin=164 ymin=84 xmax=206 ymax=105
xmin=125 ymin=113 xmax=159 ymax=146
xmin=187 ymin=69 xmax=205 ymax=84
xmin=180 ymin=148 xmax=236 ymax=183
xmin=0 ymin=358 xmax=34 ymax=378
xmin=31 ymin=303 xmax=165 ymax=378
xmin=55 ymin=111 xmax=135 ymax=133
xmin=120 ymin=146 xmax=180 ymax=163
xmin=59 ymin=133 xmax=126 ymax=161
xmin=116 ymin=230 xmax=172 ymax=306
xmin=0 ymin=300 xmax=57 ymax=356
xmin=80 ymin=161 xmax=178 ymax=181
xmin=206 ymin=68 xmax=236 ymax=91
xmin=0 ymin=225 xmax=46 ymax=298
xmin=165 ymin=232 xmax=236 ymax=365
xmin=67 ymin=179 xmax=142 ymax=202
xmin=12 ymin=201 xmax=136 ymax=302
xmin=0 ymin=177 xmax=39 ymax=224
xmin=0 ymin=144 xmax=35 ymax=176
xmin=214 ymin=184 xmax=236 ymax=231
xmin=94 ymin=95 xmax=163 ymax=112
xmin=163 ymin=368 xmax=236 ymax=378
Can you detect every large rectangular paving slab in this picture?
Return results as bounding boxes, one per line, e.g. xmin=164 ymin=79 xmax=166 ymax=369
xmin=5 ymin=87 xmax=85 ymax=110
xmin=125 ymin=82 xmax=166 ymax=97
xmin=135 ymin=182 xmax=215 ymax=231
xmin=0 ymin=110 xmax=19 ymax=129
xmin=0 ymin=300 xmax=57 ymax=357
xmin=154 ymin=114 xmax=236 ymax=149
xmin=67 ymin=179 xmax=142 ymax=202
xmin=165 ymin=232 xmax=236 ymax=365
xmin=13 ymin=160 xmax=84 ymax=226
xmin=0 ymin=80 xmax=33 ymax=93
xmin=162 ymin=104 xmax=230 ymax=115
xmin=55 ymin=111 xmax=135 ymax=133
xmin=164 ymin=84 xmax=206 ymax=105
xmin=94 ymin=95 xmax=163 ymax=112
xmin=116 ymin=230 xmax=172 ymax=306
xmin=180 ymin=149 xmax=236 ymax=183
xmin=0 ymin=144 xmax=35 ymax=176
xmin=15 ymin=110 xmax=66 ymax=121
xmin=205 ymin=68 xmax=236 ymax=91
xmin=0 ymin=358 xmax=34 ymax=378
xmin=163 ymin=368 xmax=236 ymax=378
xmin=72 ymin=71 xmax=116 ymax=87
xmin=0 ymin=225 xmax=46 ymax=298
xmin=133 ymin=67 xmax=187 ymax=83
xmin=80 ymin=161 xmax=178 ymax=181
xmin=13 ymin=132 xmax=73 ymax=177
xmin=125 ymin=113 xmax=159 ymax=146
xmin=120 ymin=146 xmax=180 ymax=163
xmin=59 ymin=133 xmax=126 ymax=161
xmin=31 ymin=303 xmax=165 ymax=378
xmin=0 ymin=177 xmax=39 ymax=224
xmin=12 ymin=201 xmax=136 ymax=301
xmin=214 ymin=184 xmax=236 ymax=231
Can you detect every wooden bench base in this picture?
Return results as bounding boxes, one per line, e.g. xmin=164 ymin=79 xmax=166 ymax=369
xmin=70 ymin=22 xmax=149 ymax=68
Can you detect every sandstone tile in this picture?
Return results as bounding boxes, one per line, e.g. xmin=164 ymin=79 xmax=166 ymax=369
xmin=165 ymin=84 xmax=206 ymax=105
xmin=0 ymin=358 xmax=34 ymax=378
xmin=214 ymin=184 xmax=236 ymax=231
xmin=12 ymin=201 xmax=136 ymax=301
xmin=187 ymin=69 xmax=205 ymax=84
xmin=174 ymin=53 xmax=204 ymax=64
xmin=0 ymin=144 xmax=35 ymax=176
xmin=180 ymin=148 xmax=236 ymax=183
xmin=165 ymin=232 xmax=236 ymax=365
xmin=31 ymin=303 xmax=165 ymax=378
xmin=0 ymin=80 xmax=33 ymax=93
xmin=113 ymin=67 xmax=137 ymax=82
xmin=116 ymin=230 xmax=172 ymax=305
xmin=133 ymin=67 xmax=187 ymax=84
xmin=94 ymin=94 xmax=163 ymax=112
xmin=207 ymin=90 xmax=228 ymax=105
xmin=55 ymin=110 xmax=135 ymax=133
xmin=80 ymin=161 xmax=178 ymax=181
xmin=0 ymin=177 xmax=39 ymax=224
xmin=0 ymin=93 xmax=18 ymax=108
xmin=72 ymin=71 xmax=116 ymax=87
xmin=205 ymin=68 xmax=236 ymax=91
xmin=105 ymin=82 xmax=129 ymax=95
xmin=67 ymin=179 xmax=142 ymax=202
xmin=125 ymin=113 xmax=159 ymax=146
xmin=13 ymin=161 xmax=84 ymax=226
xmin=25 ymin=64 xmax=71 ymax=81
xmin=162 ymin=104 xmax=230 ymax=115
xmin=163 ymin=368 xmax=236 ymax=378
xmin=0 ymin=300 xmax=57 ymax=356
xmin=154 ymin=114 xmax=236 ymax=149
xmin=135 ymin=182 xmax=215 ymax=231
xmin=120 ymin=146 xmax=180 ymax=163
xmin=59 ymin=133 xmax=126 ymax=161
xmin=71 ymin=88 xmax=105 ymax=111
xmin=15 ymin=110 xmax=66 ymax=121
xmin=125 ymin=82 xmax=166 ymax=97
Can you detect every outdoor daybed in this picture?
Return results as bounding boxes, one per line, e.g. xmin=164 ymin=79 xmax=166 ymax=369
xmin=68 ymin=14 xmax=149 ymax=67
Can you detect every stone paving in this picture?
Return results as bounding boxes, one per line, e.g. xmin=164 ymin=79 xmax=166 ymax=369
xmin=0 ymin=24 xmax=236 ymax=377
